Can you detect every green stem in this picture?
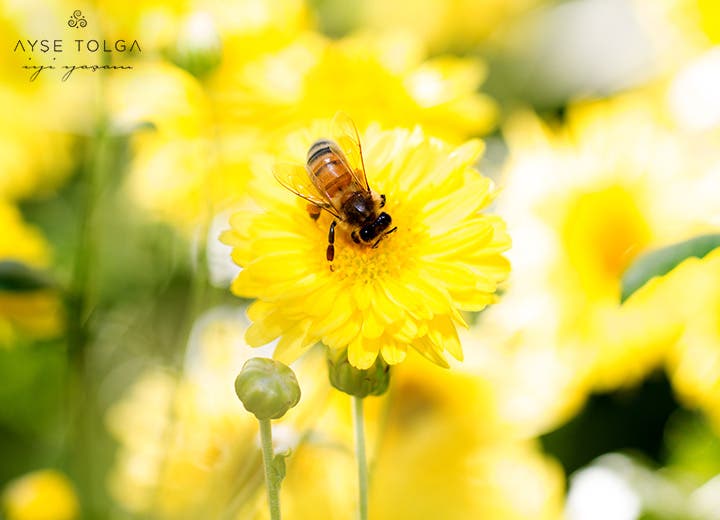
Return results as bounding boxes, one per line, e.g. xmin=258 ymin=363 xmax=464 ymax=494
xmin=259 ymin=419 xmax=281 ymax=520
xmin=65 ymin=118 xmax=109 ymax=518
xmin=353 ymin=396 xmax=369 ymax=520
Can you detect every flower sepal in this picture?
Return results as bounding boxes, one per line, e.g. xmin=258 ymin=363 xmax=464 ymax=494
xmin=327 ymin=349 xmax=390 ymax=397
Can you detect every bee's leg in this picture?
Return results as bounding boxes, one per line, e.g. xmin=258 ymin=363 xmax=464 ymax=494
xmin=327 ymin=220 xmax=337 ymax=268
xmin=351 ymin=230 xmax=361 ymax=244
xmin=371 ymin=226 xmax=397 ymax=248
xmin=379 ymin=194 xmax=386 ymax=208
xmin=307 ymin=203 xmax=321 ymax=221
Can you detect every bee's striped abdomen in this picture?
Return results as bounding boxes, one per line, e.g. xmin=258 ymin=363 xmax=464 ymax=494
xmin=306 ymin=139 xmax=354 ymax=199
xmin=307 ymin=140 xmax=333 ymax=166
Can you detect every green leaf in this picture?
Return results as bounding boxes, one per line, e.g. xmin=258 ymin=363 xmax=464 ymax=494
xmin=0 ymin=261 xmax=53 ymax=292
xmin=621 ymin=234 xmax=720 ymax=302
xmin=270 ymin=450 xmax=290 ymax=483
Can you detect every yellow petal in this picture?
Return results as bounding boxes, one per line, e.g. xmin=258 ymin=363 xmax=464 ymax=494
xmin=381 ymin=342 xmax=408 ymax=365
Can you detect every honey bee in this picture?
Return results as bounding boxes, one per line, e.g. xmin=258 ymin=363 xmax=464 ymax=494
xmin=274 ymin=113 xmax=396 ymax=267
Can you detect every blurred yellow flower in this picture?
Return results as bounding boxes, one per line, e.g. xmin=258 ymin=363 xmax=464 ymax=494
xmin=95 ymin=0 xmax=308 ymax=56
xmin=109 ymin=62 xmax=212 ymax=138
xmin=107 ymin=308 xmax=329 ymax=519
xmin=201 ymin=0 xmax=310 ymax=64
xmin=281 ymin=355 xmax=565 ymax=520
xmin=697 ymin=0 xmax=720 ymax=42
xmin=107 ymin=315 xmax=260 ymax=518
xmin=0 ymin=87 xmax=76 ymax=201
xmin=0 ymin=3 xmax=94 ymax=204
xmin=360 ymin=0 xmax=544 ymax=52
xmin=371 ymin=359 xmax=564 ymax=520
xmin=459 ymin=322 xmax=592 ymax=437
xmin=0 ymin=8 xmax=68 ymax=345
xmin=92 ymin=0 xmax=191 ymax=53
xmin=109 ymin=313 xmax=562 ymax=519
xmin=222 ymin=123 xmax=510 ymax=369
xmin=113 ymin=28 xmax=497 ymax=232
xmin=108 ymin=62 xmax=228 ymax=230
xmin=1 ymin=469 xmax=79 ymax=520
xmin=97 ymin=0 xmax=310 ymax=233
xmin=0 ymin=203 xmax=62 ymax=345
xmin=0 ymin=204 xmax=50 ymax=266
xmin=211 ymin=31 xmax=497 ymax=143
xmin=497 ymin=89 xmax=717 ymax=393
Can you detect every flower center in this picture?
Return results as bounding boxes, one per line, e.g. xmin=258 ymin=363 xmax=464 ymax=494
xmin=323 ymin=213 xmax=419 ymax=284
xmin=561 ymin=185 xmax=651 ymax=295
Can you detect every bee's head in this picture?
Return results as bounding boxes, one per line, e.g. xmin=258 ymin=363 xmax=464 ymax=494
xmin=359 ymin=212 xmax=392 ymax=243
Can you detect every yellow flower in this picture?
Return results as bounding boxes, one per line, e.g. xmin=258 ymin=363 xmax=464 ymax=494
xmin=210 ymin=31 xmax=497 ymax=143
xmin=0 ymin=3 xmax=98 ymax=202
xmin=0 ymin=203 xmax=62 ymax=345
xmin=222 ymin=123 xmax=510 ymax=369
xmin=437 ymin=81 xmax=720 ymax=437
xmin=94 ymin=0 xmax=308 ymax=56
xmin=2 ymin=469 xmax=79 ymax=520
xmin=0 ymin=203 xmax=49 ymax=266
xmin=459 ymin=322 xmax=592 ymax=436
xmin=697 ymin=0 xmax=720 ymax=42
xmin=498 ymin=90 xmax=717 ymax=391
xmin=371 ymin=359 xmax=564 ymax=520
xmin=115 ymin=29 xmax=496 ymax=232
xmin=107 ymin=308 xmax=330 ymax=518
xmin=100 ymin=0 xmax=309 ymax=233
xmin=109 ymin=313 xmax=562 ymax=519
xmin=107 ymin=312 xmax=259 ymax=518
xmin=108 ymin=62 xmax=224 ymax=231
xmin=201 ymin=0 xmax=310 ymax=64
xmin=359 ymin=0 xmax=544 ymax=52
xmin=281 ymin=355 xmax=565 ymax=520
xmin=0 ymin=88 xmax=74 ymax=201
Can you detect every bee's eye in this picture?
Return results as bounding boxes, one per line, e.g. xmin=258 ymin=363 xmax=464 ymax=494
xmin=359 ymin=226 xmax=374 ymax=242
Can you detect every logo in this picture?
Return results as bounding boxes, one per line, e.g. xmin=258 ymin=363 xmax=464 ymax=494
xmin=67 ymin=10 xmax=87 ymax=29
xmin=11 ymin=9 xmax=141 ymax=81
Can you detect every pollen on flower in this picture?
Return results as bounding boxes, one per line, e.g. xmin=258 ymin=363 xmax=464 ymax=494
xmin=330 ymin=222 xmax=417 ymax=284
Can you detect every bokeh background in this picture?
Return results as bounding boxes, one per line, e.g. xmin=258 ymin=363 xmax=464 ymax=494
xmin=1 ymin=0 xmax=720 ymax=518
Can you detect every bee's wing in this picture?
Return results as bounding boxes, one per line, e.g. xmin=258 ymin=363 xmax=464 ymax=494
xmin=273 ymin=162 xmax=342 ymax=219
xmin=331 ymin=112 xmax=370 ymax=191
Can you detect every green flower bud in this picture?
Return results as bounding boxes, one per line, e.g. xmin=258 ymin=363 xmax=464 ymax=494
xmin=235 ymin=358 xmax=301 ymax=420
xmin=327 ymin=349 xmax=390 ymax=397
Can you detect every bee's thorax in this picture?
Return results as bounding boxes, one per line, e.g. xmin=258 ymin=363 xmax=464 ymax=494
xmin=341 ymin=192 xmax=376 ymax=226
